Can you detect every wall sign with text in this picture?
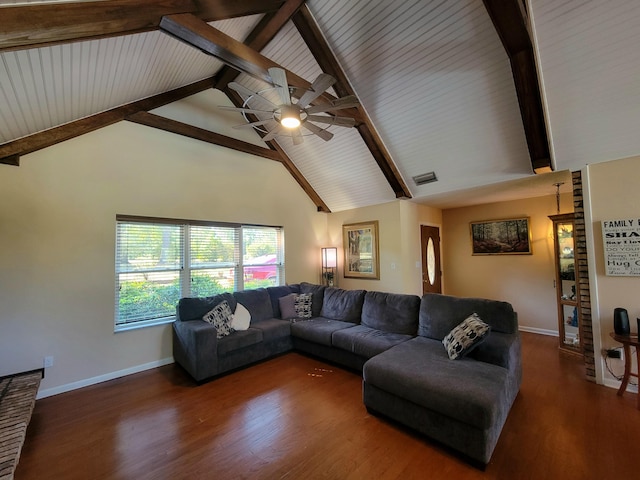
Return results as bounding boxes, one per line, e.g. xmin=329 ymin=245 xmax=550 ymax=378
xmin=602 ymin=218 xmax=640 ymax=276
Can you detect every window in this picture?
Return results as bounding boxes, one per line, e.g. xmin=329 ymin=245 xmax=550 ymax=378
xmin=115 ymin=216 xmax=284 ymax=331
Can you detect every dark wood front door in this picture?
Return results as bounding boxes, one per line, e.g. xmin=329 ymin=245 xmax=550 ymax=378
xmin=421 ymin=225 xmax=442 ymax=294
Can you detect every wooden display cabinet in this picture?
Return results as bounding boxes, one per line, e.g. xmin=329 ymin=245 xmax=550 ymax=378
xmin=549 ymin=213 xmax=583 ymax=356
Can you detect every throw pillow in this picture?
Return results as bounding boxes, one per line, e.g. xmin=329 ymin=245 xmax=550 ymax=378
xmin=232 ymin=302 xmax=251 ymax=331
xmin=442 ymin=313 xmax=490 ymax=360
xmin=202 ymin=300 xmax=235 ymax=339
xmin=294 ymin=293 xmax=313 ymax=319
xmin=279 ymin=293 xmax=299 ymax=320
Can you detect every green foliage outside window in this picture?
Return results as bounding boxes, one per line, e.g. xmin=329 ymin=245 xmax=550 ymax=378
xmin=119 ymin=275 xmax=229 ymax=323
xmin=118 ymin=280 xmax=180 ymax=323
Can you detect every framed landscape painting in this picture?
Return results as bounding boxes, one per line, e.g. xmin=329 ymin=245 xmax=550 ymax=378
xmin=470 ymin=217 xmax=532 ymax=255
xmin=343 ymin=221 xmax=380 ymax=279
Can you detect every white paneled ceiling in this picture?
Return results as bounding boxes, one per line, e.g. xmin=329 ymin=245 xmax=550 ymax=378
xmin=0 ymin=11 xmax=263 ymax=142
xmin=309 ymin=0 xmax=532 ymax=200
xmin=1 ymin=0 xmax=639 ymax=211
xmin=530 ymin=0 xmax=640 ymax=170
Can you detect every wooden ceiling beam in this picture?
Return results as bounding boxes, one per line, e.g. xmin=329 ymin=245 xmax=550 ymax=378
xmin=0 ymin=155 xmax=20 ymax=167
xmin=224 ymin=88 xmax=330 ymax=213
xmin=482 ymin=0 xmax=552 ymax=173
xmin=126 ymin=111 xmax=282 ymax=161
xmin=0 ymin=77 xmax=215 ymax=165
xmin=214 ymin=0 xmax=306 ymax=91
xmin=160 ymin=13 xmax=362 ymax=122
xmin=292 ymin=5 xmax=412 ymax=199
xmin=0 ymin=0 xmax=287 ymax=52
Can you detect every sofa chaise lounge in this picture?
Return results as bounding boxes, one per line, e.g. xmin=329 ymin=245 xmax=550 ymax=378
xmin=172 ymin=282 xmax=521 ymax=464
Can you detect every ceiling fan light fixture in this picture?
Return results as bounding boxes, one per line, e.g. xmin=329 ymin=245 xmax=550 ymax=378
xmin=279 ymin=105 xmax=301 ymax=129
xmin=224 ymin=68 xmax=359 ymax=144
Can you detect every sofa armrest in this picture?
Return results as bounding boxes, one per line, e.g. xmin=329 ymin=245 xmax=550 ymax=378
xmin=172 ymin=320 xmax=219 ymax=382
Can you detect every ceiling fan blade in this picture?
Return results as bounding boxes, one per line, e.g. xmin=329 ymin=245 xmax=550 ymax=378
xmin=306 ymin=95 xmax=360 ymax=114
xmin=228 ymin=82 xmax=278 ymax=109
xmin=306 ymin=114 xmax=356 ymax=128
xmin=218 ymin=106 xmax=274 ymax=115
xmin=263 ymin=124 xmax=284 ymax=142
xmin=297 ymin=73 xmax=336 ymax=108
xmin=268 ymin=67 xmax=291 ymax=106
xmin=290 ymin=87 xmax=307 ymax=100
xmin=302 ymin=121 xmax=334 ymax=141
xmin=232 ymin=119 xmax=274 ymax=129
xmin=292 ymin=128 xmax=304 ymax=145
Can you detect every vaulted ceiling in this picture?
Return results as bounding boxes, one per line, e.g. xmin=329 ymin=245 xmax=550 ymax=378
xmin=1 ymin=0 xmax=639 ymax=212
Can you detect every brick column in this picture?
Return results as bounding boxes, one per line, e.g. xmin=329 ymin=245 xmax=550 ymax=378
xmin=572 ymin=170 xmax=595 ymax=381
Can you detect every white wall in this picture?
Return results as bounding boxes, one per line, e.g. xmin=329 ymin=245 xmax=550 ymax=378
xmin=442 ymin=193 xmax=574 ymax=334
xmin=585 ymin=155 xmax=640 ymax=388
xmin=326 ymin=200 xmax=442 ymax=295
xmin=0 ymin=91 xmax=327 ymax=396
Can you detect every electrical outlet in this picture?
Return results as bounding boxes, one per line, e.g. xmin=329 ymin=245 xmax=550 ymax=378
xmin=44 ymin=355 xmax=54 ymax=368
xmin=605 ymin=349 xmax=621 ymax=359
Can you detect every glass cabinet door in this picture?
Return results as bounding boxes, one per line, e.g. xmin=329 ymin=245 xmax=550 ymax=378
xmin=549 ymin=214 xmax=583 ymax=355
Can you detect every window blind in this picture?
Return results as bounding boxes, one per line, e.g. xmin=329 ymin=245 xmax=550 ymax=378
xmin=114 ymin=216 xmax=284 ymax=331
xmin=115 ymin=221 xmax=184 ymax=327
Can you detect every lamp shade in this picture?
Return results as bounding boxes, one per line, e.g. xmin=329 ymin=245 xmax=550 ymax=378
xmin=322 ymin=247 xmax=337 ymax=268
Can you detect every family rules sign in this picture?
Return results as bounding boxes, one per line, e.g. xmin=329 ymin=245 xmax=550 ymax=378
xmin=602 ymin=218 xmax=640 ymax=276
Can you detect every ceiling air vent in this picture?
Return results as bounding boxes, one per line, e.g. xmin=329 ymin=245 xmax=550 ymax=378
xmin=413 ymin=171 xmax=438 ymax=186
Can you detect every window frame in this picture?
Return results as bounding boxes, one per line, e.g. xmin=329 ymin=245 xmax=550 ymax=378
xmin=115 ymin=215 xmax=284 ymax=332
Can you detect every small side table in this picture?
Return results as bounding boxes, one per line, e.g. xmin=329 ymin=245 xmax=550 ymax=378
xmin=609 ymin=332 xmax=640 ymax=410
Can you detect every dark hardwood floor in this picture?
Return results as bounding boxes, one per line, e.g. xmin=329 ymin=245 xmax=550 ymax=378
xmin=16 ymin=333 xmax=640 ymax=479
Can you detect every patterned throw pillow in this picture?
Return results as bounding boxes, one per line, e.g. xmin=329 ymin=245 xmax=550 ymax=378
xmin=202 ymin=300 xmax=235 ymax=338
xmin=294 ymin=293 xmax=313 ymax=319
xmin=442 ymin=313 xmax=491 ymax=360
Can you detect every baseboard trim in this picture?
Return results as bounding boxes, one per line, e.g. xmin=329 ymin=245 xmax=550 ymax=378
xmin=603 ymin=377 xmax=638 ymax=393
xmin=37 ymin=357 xmax=174 ymax=399
xmin=519 ymin=326 xmax=559 ymax=337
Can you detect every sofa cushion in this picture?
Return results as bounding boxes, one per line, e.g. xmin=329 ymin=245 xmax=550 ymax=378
xmin=332 ymin=324 xmax=413 ymax=359
xmin=217 ymin=328 xmax=263 ymax=356
xmin=443 ymin=313 xmax=491 ymax=360
xmin=202 ymin=300 xmax=235 ymax=338
xmin=267 ymin=284 xmax=300 ymax=318
xmin=233 ymin=288 xmax=273 ymax=323
xmin=249 ymin=318 xmax=291 ymax=342
xmin=177 ymin=293 xmax=236 ymax=322
xmin=232 ymin=303 xmax=251 ymax=331
xmin=361 ymin=291 xmax=420 ymax=335
xmin=290 ymin=318 xmax=356 ymax=346
xmin=363 ymin=336 xmax=512 ymax=430
xmin=279 ymin=293 xmax=298 ymax=320
xmin=300 ymin=282 xmax=325 ymax=317
xmin=320 ymin=288 xmax=365 ymax=323
xmin=419 ymin=293 xmax=517 ymax=340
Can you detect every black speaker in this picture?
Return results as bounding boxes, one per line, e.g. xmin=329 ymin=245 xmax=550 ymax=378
xmin=613 ymin=307 xmax=630 ymax=335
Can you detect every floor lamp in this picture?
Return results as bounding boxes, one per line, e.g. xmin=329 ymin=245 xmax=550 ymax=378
xmin=321 ymin=247 xmax=337 ymax=287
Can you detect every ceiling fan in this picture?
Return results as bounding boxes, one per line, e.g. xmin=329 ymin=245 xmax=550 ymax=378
xmin=219 ymin=67 xmax=360 ymax=145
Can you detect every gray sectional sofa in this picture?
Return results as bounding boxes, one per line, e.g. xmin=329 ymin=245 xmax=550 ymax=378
xmin=172 ymin=282 xmax=521 ymax=464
